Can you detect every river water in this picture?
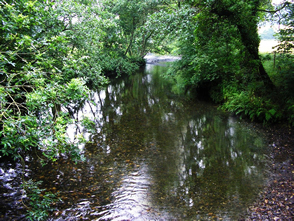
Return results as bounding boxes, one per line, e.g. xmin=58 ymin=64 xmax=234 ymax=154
xmin=1 ymin=63 xmax=270 ymax=220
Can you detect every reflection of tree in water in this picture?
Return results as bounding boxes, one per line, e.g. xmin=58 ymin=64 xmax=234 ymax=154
xmin=30 ymin=64 xmax=269 ymax=220
xmin=87 ymin=65 xmax=182 ymax=154
xmin=87 ymin=64 xmax=269 ymax=219
xmin=87 ymin=65 xmax=268 ymax=219
xmin=149 ymin=110 xmax=269 ymax=218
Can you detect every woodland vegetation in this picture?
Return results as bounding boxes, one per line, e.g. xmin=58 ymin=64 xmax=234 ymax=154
xmin=168 ymin=0 xmax=294 ymax=125
xmin=0 ymin=0 xmax=293 ymax=219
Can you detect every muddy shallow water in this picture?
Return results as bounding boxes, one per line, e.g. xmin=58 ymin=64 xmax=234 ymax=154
xmin=0 ymin=63 xmax=272 ymax=220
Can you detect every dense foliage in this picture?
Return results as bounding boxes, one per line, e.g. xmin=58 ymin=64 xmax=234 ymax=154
xmin=167 ymin=0 xmax=294 ymax=125
xmin=1 ymin=0 xmax=100 ymax=162
xmin=273 ymin=1 xmax=294 ymax=124
xmin=100 ymin=0 xmax=193 ymax=57
xmin=0 ymin=0 xmax=189 ymax=219
xmin=0 ymin=0 xmax=193 ymax=160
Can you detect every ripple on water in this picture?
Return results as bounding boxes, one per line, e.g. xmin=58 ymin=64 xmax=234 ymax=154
xmin=97 ymin=163 xmax=157 ymax=220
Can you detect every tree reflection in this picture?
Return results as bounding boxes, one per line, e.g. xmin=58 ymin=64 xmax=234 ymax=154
xmin=30 ymin=64 xmax=269 ymax=220
xmin=150 ymin=113 xmax=269 ymax=218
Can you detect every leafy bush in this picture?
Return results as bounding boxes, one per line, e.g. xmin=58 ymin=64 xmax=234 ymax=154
xmin=286 ymin=99 xmax=294 ymax=126
xmin=276 ymin=54 xmax=294 ymax=95
xmin=22 ymin=180 xmax=59 ymax=221
xmin=222 ymin=87 xmax=283 ymax=124
xmin=260 ymin=53 xmax=272 ymax=61
xmin=0 ymin=0 xmax=104 ymax=161
xmin=99 ymin=55 xmax=140 ymax=76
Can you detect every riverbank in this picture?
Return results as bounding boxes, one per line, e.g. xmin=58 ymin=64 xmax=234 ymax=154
xmin=241 ymin=125 xmax=294 ymax=220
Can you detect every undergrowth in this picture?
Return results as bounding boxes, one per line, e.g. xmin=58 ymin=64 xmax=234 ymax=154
xmin=222 ymin=53 xmax=294 ymax=126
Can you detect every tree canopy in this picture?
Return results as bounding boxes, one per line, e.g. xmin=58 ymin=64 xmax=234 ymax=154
xmin=1 ymin=0 xmax=293 ymax=162
xmin=0 ymin=0 xmax=187 ymax=162
xmin=166 ymin=0 xmax=294 ymax=124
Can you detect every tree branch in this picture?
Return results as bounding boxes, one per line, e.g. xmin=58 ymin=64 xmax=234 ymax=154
xmin=258 ymin=2 xmax=290 ymax=13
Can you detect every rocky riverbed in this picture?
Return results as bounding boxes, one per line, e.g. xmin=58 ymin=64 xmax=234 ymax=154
xmin=241 ymin=125 xmax=294 ymax=220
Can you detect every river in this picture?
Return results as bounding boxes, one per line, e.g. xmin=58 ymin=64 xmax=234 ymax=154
xmin=0 ymin=62 xmax=271 ymax=220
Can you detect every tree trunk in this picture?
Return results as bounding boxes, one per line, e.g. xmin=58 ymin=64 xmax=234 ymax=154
xmin=237 ymin=23 xmax=275 ymax=90
xmin=210 ymin=0 xmax=275 ymax=91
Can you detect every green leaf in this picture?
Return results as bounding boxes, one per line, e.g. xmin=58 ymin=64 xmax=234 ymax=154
xmin=269 ymin=108 xmax=276 ymax=116
xmin=265 ymin=112 xmax=271 ymax=121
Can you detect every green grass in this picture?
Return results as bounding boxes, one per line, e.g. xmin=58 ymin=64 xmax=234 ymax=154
xmin=260 ymin=52 xmax=281 ymax=87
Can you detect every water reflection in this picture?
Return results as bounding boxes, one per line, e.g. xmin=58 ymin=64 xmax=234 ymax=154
xmin=0 ymin=160 xmax=27 ymax=220
xmin=29 ymin=63 xmax=269 ymax=220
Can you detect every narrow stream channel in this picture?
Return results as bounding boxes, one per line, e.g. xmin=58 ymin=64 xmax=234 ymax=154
xmin=1 ymin=63 xmax=271 ymax=220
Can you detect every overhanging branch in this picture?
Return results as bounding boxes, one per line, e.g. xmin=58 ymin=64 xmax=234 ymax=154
xmin=258 ymin=1 xmax=290 ymax=13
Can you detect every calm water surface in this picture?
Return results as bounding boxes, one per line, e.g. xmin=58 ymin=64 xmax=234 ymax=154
xmin=2 ymin=63 xmax=271 ymax=220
